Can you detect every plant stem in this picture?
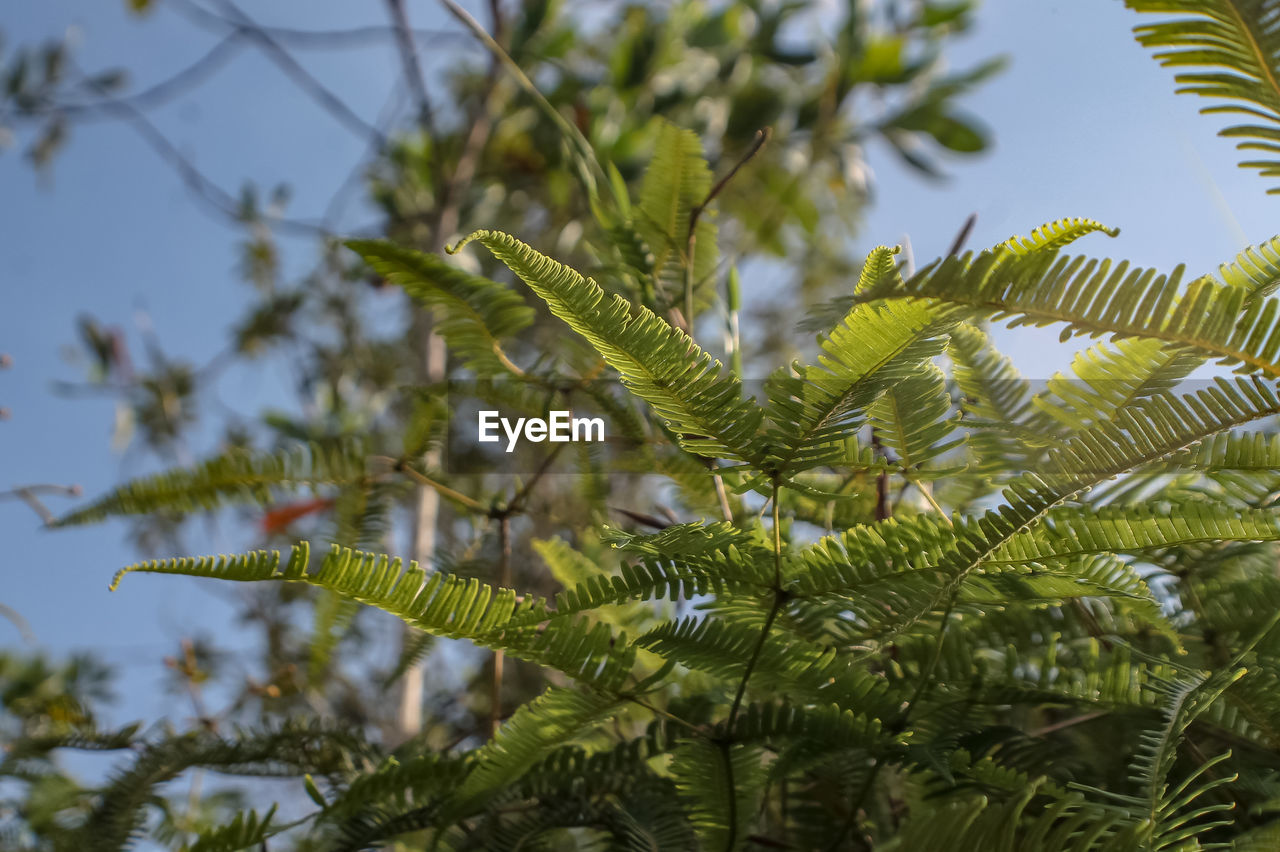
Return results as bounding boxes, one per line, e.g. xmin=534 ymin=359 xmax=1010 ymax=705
xmin=489 ymin=514 xmax=511 ymax=739
xmin=728 ymin=480 xmax=785 ymax=730
xmin=684 ymin=128 xmax=771 ymax=332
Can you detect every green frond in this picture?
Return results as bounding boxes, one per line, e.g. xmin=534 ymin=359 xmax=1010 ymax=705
xmin=345 ymin=239 xmax=533 ymax=375
xmin=860 ymin=379 xmax=1280 ymax=639
xmin=799 ymin=245 xmax=906 ymax=333
xmin=184 ymin=805 xmax=277 ymax=852
xmin=881 ymin=785 xmax=1129 ymax=852
xmin=636 ymin=616 xmax=903 ymax=718
xmin=79 ymin=721 xmax=370 ymax=852
xmin=1125 ymin=0 xmax=1280 ymax=191
xmin=669 ymin=738 xmax=765 ymax=852
xmin=53 ymin=439 xmax=367 ymax=527
xmin=517 ymin=720 xmax=676 ymax=800
xmin=722 ymin=701 xmax=889 ymax=752
xmin=990 ymin=503 xmax=1280 ymax=562
xmin=634 ymin=120 xmax=717 ymax=304
xmin=867 ymin=360 xmax=966 ymax=474
xmin=949 ymin=323 xmax=1040 ymax=474
xmin=959 ymin=554 xmax=1171 ymax=634
xmin=1030 ymin=337 xmax=1203 ymax=432
xmin=950 ymin=323 xmax=1034 ymax=425
xmin=603 ymin=521 xmax=775 ymax=586
xmin=307 ymin=590 xmax=360 ymax=687
xmin=787 ymin=513 xmax=958 ymax=595
xmin=448 ymin=686 xmax=624 ymax=815
xmin=1 ymin=724 xmax=141 ymax=774
xmin=857 ymin=245 xmax=904 ymax=294
xmin=765 ymin=297 xmax=947 ymax=473
xmin=318 ymin=753 xmax=469 ymax=827
xmin=1212 ymin=234 xmax=1280 ymax=297
xmin=878 ymin=239 xmax=1280 ymax=378
xmin=381 ymin=629 xmax=433 ymax=690
xmin=995 ymin=217 xmax=1121 ymax=257
xmin=111 ymin=542 xmax=638 ymax=691
xmin=1098 ymin=612 xmax=1280 ymax=845
xmin=449 ymin=229 xmax=765 ymax=461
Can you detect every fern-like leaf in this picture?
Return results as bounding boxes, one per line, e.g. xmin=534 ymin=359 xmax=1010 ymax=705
xmin=634 ymin=120 xmax=717 ymax=307
xmin=1126 ymin=0 xmax=1280 ymax=192
xmin=346 ymin=239 xmax=533 ymax=375
xmin=54 ymin=440 xmax=368 ymax=527
xmin=449 ymin=229 xmax=764 ymax=461
xmin=766 ymin=298 xmax=946 ymax=474
xmin=880 ymin=239 xmax=1280 ymax=378
xmin=184 ymin=805 xmax=278 ymax=852
xmin=111 ymin=542 xmax=638 ymax=691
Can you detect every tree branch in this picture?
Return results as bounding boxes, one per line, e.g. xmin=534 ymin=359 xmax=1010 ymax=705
xmin=174 ymin=0 xmax=388 ymax=147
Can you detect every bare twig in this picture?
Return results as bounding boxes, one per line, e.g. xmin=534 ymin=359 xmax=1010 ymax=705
xmin=177 ymin=15 xmax=457 ymax=51
xmin=489 ymin=514 xmax=511 ymax=738
xmin=200 ymin=0 xmax=388 ymax=147
xmin=0 ymin=603 xmax=36 ymax=644
xmin=684 ymin=128 xmax=771 ymax=330
xmin=72 ymin=63 xmax=332 ymax=237
xmin=55 ymin=35 xmax=246 ymax=118
xmin=385 ymin=0 xmax=442 ymax=152
xmin=1 ymin=483 xmax=82 ymax=526
xmin=376 ymin=457 xmax=489 ymax=513
xmin=946 ymin=212 xmax=978 ymax=257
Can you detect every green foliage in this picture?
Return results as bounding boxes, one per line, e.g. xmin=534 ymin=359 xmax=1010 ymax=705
xmin=450 ymin=229 xmax=764 ymax=462
xmin=24 ymin=1 xmax=1280 ymax=849
xmin=51 ymin=439 xmax=369 ymax=527
xmin=81 ymin=210 xmax=1280 ymax=847
xmin=633 ymin=121 xmax=718 ymax=311
xmin=1126 ymin=0 xmax=1280 ymax=191
xmin=343 ymin=241 xmax=534 ymax=375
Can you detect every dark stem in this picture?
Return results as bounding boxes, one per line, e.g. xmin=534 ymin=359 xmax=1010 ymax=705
xmin=946 ymin=213 xmax=978 ymax=258
xmin=489 ymin=514 xmax=511 ymax=739
xmin=719 ymin=739 xmax=739 ymax=852
xmin=684 ymin=128 xmax=771 ymax=330
xmin=728 ymin=481 xmax=786 ymax=729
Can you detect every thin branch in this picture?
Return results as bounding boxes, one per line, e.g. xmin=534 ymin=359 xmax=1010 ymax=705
xmin=691 ymin=129 xmax=772 ymax=239
xmin=609 ymin=506 xmax=673 ymax=530
xmin=385 ymin=0 xmax=442 ymax=149
xmin=376 ymin=457 xmax=488 ymax=513
xmin=727 ymin=481 xmax=786 ymax=731
xmin=727 ymin=594 xmax=782 ymax=731
xmin=623 ymin=693 xmax=703 ymax=735
xmin=1028 ymin=710 xmax=1108 ymax=738
xmin=54 ymin=35 xmax=246 ymax=119
xmin=1 ymin=483 xmax=82 ymax=526
xmin=199 ymin=22 xmax=458 ymax=51
xmin=382 ymin=0 xmax=461 ymax=746
xmin=438 ymin=0 xmax=610 ymax=201
xmin=719 ymin=740 xmax=740 ymax=852
xmin=508 ymin=443 xmax=566 ymax=514
xmin=911 ymin=478 xmax=953 ymax=527
xmin=176 ymin=0 xmax=388 ymax=147
xmin=489 ymin=514 xmax=511 ymax=739
xmin=0 ymin=603 xmax=35 ymax=644
xmin=684 ymin=128 xmax=772 ymax=330
xmin=711 ymin=460 xmax=734 ymax=523
xmin=322 ymin=81 xmax=407 ymax=229
xmin=946 ymin=212 xmax=978 ymax=258
xmin=71 ymin=63 xmax=332 ymax=237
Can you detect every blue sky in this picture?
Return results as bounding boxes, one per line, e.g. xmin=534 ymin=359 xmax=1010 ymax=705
xmin=1 ymin=0 xmax=1275 ymax=728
